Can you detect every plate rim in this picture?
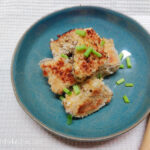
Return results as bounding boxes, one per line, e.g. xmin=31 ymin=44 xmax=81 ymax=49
xmin=11 ymin=5 xmax=150 ymax=142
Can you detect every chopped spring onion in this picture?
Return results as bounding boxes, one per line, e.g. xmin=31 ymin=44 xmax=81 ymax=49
xmin=59 ymin=96 xmax=65 ymax=101
xmin=61 ymin=54 xmax=68 ymax=59
xmin=84 ymin=47 xmax=93 ymax=57
xmin=76 ymin=44 xmax=87 ymax=51
xmin=116 ymin=78 xmax=125 ymax=85
xmin=126 ymin=57 xmax=132 ymax=68
xmin=73 ymin=85 xmax=80 ymax=95
xmin=119 ymin=53 xmax=124 ymax=60
xmin=67 ymin=114 xmax=72 ymax=125
xmin=97 ymin=73 xmax=102 ymax=79
xmin=63 ymin=88 xmax=72 ymax=95
xmin=123 ymin=95 xmax=130 ymax=103
xmin=125 ymin=83 xmax=134 ymax=87
xmin=100 ymin=40 xmax=105 ymax=47
xmin=119 ymin=64 xmax=124 ymax=69
xmin=92 ymin=49 xmax=102 ymax=57
xmin=75 ymin=30 xmax=86 ymax=37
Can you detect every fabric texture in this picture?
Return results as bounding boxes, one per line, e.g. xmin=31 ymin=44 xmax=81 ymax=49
xmin=0 ymin=0 xmax=150 ymax=149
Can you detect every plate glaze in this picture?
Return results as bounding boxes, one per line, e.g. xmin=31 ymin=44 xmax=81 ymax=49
xmin=11 ymin=6 xmax=150 ymax=141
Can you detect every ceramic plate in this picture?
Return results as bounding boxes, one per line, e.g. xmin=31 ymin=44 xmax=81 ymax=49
xmin=11 ymin=6 xmax=150 ymax=141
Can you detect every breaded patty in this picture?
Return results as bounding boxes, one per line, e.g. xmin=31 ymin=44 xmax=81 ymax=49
xmin=63 ymin=78 xmax=113 ymax=118
xmin=40 ymin=57 xmax=76 ymax=95
xmin=50 ymin=28 xmax=108 ymax=82
xmin=73 ymin=29 xmax=108 ymax=82
xmin=98 ymin=38 xmax=120 ymax=77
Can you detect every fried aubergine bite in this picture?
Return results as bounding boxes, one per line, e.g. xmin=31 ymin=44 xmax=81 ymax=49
xmin=63 ymin=77 xmax=113 ymax=118
xmin=40 ymin=57 xmax=76 ymax=95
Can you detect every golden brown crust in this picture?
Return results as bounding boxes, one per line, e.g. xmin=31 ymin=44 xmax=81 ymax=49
xmin=50 ymin=29 xmax=77 ymax=57
xmin=63 ymin=78 xmax=113 ymax=118
xmin=41 ymin=58 xmax=75 ymax=84
xmin=40 ymin=57 xmax=76 ymax=94
xmin=72 ymin=28 xmax=108 ymax=81
xmin=53 ymin=29 xmax=76 ymax=42
xmin=97 ymin=38 xmax=120 ymax=77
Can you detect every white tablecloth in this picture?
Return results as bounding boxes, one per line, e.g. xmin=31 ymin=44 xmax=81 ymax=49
xmin=0 ymin=0 xmax=150 ymax=149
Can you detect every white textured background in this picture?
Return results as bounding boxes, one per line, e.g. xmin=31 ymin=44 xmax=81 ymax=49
xmin=0 ymin=0 xmax=150 ymax=150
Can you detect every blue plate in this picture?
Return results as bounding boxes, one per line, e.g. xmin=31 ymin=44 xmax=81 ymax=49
xmin=11 ymin=6 xmax=150 ymax=141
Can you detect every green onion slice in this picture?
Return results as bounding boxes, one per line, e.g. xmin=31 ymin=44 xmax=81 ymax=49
xmin=92 ymin=49 xmax=102 ymax=57
xmin=84 ymin=47 xmax=93 ymax=57
xmin=63 ymin=88 xmax=72 ymax=95
xmin=126 ymin=57 xmax=132 ymax=68
xmin=61 ymin=54 xmax=68 ymax=59
xmin=119 ymin=64 xmax=124 ymax=69
xmin=75 ymin=30 xmax=86 ymax=37
xmin=73 ymin=85 xmax=80 ymax=95
xmin=125 ymin=83 xmax=134 ymax=87
xmin=67 ymin=114 xmax=72 ymax=125
xmin=116 ymin=78 xmax=125 ymax=85
xmin=76 ymin=44 xmax=87 ymax=51
xmin=59 ymin=96 xmax=65 ymax=101
xmin=97 ymin=73 xmax=102 ymax=79
xmin=119 ymin=53 xmax=124 ymax=60
xmin=123 ymin=95 xmax=130 ymax=103
xmin=100 ymin=40 xmax=105 ymax=47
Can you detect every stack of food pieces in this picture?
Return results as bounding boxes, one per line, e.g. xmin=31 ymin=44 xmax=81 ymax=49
xmin=40 ymin=28 xmax=120 ymax=118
